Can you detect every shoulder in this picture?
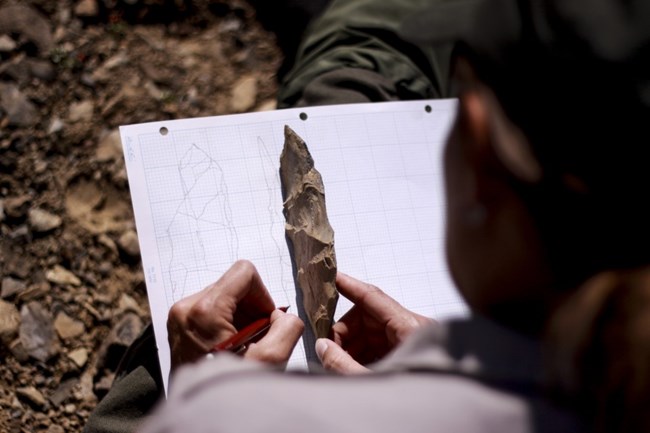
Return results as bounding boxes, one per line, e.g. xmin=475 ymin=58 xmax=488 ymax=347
xmin=141 ymin=348 xmax=583 ymax=433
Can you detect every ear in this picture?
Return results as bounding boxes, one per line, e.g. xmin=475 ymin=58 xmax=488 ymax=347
xmin=480 ymin=87 xmax=543 ymax=183
xmin=456 ymin=89 xmax=506 ymax=192
xmin=460 ymin=88 xmax=543 ymax=184
xmin=458 ymin=89 xmax=491 ymax=155
xmin=454 ymin=57 xmax=492 ymax=162
xmin=454 ymin=57 xmax=542 ymax=184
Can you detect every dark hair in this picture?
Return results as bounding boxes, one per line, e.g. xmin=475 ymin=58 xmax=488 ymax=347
xmin=454 ymin=27 xmax=650 ymax=285
xmin=452 ymin=0 xmax=650 ymax=275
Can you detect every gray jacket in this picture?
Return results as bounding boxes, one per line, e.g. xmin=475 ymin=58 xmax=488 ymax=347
xmin=139 ymin=316 xmax=584 ymax=433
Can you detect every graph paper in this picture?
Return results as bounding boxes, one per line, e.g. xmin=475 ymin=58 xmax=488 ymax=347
xmin=120 ymin=99 xmax=468 ymax=391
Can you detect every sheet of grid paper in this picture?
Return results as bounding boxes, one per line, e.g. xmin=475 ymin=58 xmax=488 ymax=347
xmin=120 ymin=99 xmax=468 ymax=391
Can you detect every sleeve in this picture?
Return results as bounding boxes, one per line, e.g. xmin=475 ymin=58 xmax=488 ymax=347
xmin=82 ymin=325 xmax=164 ymax=433
xmin=277 ymin=0 xmax=455 ymax=108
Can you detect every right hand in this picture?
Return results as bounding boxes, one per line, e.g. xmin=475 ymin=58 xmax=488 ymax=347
xmin=167 ymin=260 xmax=304 ymax=372
xmin=315 ymin=272 xmax=434 ymax=374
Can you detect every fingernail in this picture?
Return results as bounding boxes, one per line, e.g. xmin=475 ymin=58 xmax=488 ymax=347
xmin=315 ymin=338 xmax=328 ymax=361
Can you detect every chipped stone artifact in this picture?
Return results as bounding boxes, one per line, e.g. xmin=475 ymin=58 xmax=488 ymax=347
xmin=280 ymin=125 xmax=338 ymax=339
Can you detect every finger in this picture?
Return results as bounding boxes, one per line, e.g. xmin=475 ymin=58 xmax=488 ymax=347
xmin=330 ymin=306 xmax=361 ymax=344
xmin=210 ymin=260 xmax=276 ymax=314
xmin=168 ymin=294 xmax=226 ymax=353
xmin=190 ymin=261 xmax=275 ymax=333
xmin=336 ymin=272 xmax=403 ymax=317
xmin=315 ymin=338 xmax=370 ymax=374
xmin=245 ymin=310 xmax=304 ymax=364
xmin=336 ymin=272 xmax=409 ymax=339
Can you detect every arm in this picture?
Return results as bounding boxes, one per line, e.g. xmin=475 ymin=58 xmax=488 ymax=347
xmin=316 ymin=272 xmax=434 ymax=373
xmin=82 ymin=325 xmax=163 ymax=433
xmin=277 ymin=0 xmax=452 ymax=108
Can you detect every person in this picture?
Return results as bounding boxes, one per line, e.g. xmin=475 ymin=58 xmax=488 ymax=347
xmin=85 ymin=0 xmax=650 ymax=432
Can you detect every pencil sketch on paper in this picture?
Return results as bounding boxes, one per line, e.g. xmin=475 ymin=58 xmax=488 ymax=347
xmin=163 ymin=142 xmax=239 ymax=305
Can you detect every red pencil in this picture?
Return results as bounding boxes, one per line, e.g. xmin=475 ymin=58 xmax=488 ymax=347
xmin=211 ymin=306 xmax=289 ymax=354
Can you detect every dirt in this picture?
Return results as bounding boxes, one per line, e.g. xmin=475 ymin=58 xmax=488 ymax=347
xmin=0 ymin=1 xmax=281 ymax=431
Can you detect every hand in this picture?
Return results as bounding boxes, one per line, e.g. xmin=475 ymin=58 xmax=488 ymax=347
xmin=167 ymin=260 xmax=304 ymax=371
xmin=315 ymin=272 xmax=434 ymax=373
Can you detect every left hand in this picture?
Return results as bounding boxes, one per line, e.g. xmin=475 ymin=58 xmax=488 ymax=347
xmin=167 ymin=260 xmax=304 ymax=372
xmin=315 ymin=272 xmax=434 ymax=373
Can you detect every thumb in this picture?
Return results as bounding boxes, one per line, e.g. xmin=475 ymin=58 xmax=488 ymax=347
xmin=315 ymin=339 xmax=370 ymax=374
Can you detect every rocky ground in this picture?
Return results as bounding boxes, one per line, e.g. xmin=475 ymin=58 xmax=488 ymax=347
xmin=0 ymin=1 xmax=281 ymax=431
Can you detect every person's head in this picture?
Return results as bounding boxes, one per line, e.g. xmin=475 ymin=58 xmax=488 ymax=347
xmin=405 ymin=0 xmax=650 ymax=430
xmin=409 ymin=0 xmax=650 ymax=332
